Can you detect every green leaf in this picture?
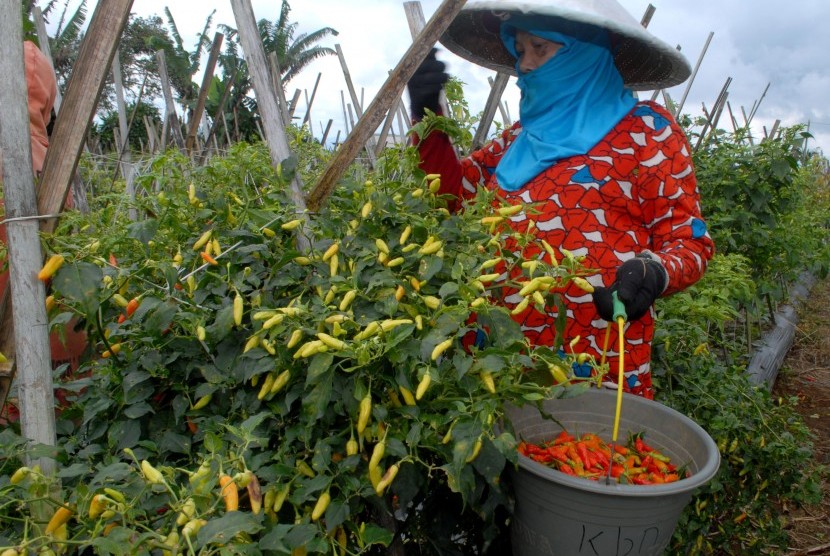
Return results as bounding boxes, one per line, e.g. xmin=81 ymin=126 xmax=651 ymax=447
xmin=127 ymin=217 xmax=159 ymax=245
xmin=306 ymin=352 xmax=334 ymax=384
xmin=142 ymin=299 xmax=179 ymax=335
xmin=53 ymin=261 xmax=102 ymax=316
xmin=258 ymin=524 xmax=291 ymax=551
xmin=195 ymin=513 xmax=263 ymax=548
xmin=360 ymin=523 xmax=394 ymax=547
xmin=124 ymin=402 xmax=153 ymax=419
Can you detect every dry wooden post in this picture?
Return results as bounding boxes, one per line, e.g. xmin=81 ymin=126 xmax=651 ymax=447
xmin=694 ymin=77 xmax=730 ymax=151
xmin=111 ymin=49 xmax=137 ymax=220
xmin=473 ymin=73 xmax=511 ymax=149
xmin=268 ymin=52 xmax=291 ymax=128
xmin=762 ymin=119 xmax=781 ymax=143
xmin=340 ymin=91 xmax=351 ymax=134
xmin=199 ymin=68 xmax=238 ymax=161
xmin=0 ymin=3 xmax=57 ymax=475
xmin=186 ymin=32 xmax=224 ymax=154
xmin=675 ymin=31 xmax=714 ymax=117
xmin=335 ymin=43 xmax=377 ymax=166
xmin=639 ymin=3 xmax=656 ymax=27
xmin=307 ymin=0 xmax=468 ymax=211
xmin=302 ymin=73 xmax=322 ymax=126
xmin=321 ymin=119 xmax=333 ymax=146
xmin=33 ymin=5 xmax=62 ymax=113
xmin=740 ymin=106 xmax=755 ymax=146
xmin=230 ymin=0 xmax=310 ymax=251
xmin=288 ymin=89 xmax=302 ymax=120
xmin=144 ymin=115 xmax=159 ymax=153
xmin=155 ymin=50 xmax=185 ymax=150
xmin=747 ymin=83 xmax=771 ymax=125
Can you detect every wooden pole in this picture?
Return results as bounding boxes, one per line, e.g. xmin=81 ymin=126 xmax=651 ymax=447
xmin=307 ymin=0 xmax=468 ymax=211
xmin=155 ymin=49 xmax=185 ymax=150
xmin=268 ymin=52 xmax=291 ymax=128
xmin=111 ymin=49 xmax=137 ymax=220
xmin=302 ymin=73 xmax=322 ymax=126
xmin=639 ymin=4 xmax=656 ymax=27
xmin=335 ymin=43 xmax=377 ymax=166
xmin=0 ymin=0 xmax=56 ymax=474
xmin=288 ymin=89 xmax=302 ymax=119
xmin=186 ymin=32 xmax=224 ymax=154
xmin=198 ymin=68 xmax=238 ymax=161
xmin=473 ymin=73 xmax=510 ymax=149
xmin=675 ymin=31 xmax=714 ymax=118
xmin=230 ymin=0 xmax=310 ymax=251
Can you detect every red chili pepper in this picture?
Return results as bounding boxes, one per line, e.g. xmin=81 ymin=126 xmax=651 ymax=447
xmin=201 ymin=251 xmax=218 ymax=265
xmin=559 ymin=463 xmax=575 ymax=475
xmin=126 ymin=297 xmax=140 ymax=317
xmin=553 ymin=431 xmax=574 ymax=445
xmin=576 ymin=442 xmax=593 ymax=469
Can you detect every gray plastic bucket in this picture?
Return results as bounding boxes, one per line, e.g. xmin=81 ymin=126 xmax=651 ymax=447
xmin=505 ymin=388 xmax=720 ymax=556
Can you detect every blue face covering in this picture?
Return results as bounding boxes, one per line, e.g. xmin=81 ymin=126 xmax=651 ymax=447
xmin=494 ymin=18 xmax=637 ymax=191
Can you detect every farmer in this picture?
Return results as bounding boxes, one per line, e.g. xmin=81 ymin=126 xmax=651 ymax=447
xmin=407 ymin=0 xmax=714 ymax=398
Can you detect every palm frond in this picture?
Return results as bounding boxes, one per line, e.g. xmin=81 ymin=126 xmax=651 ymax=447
xmin=191 ymin=10 xmax=216 ymax=71
xmin=164 ymin=7 xmax=185 ymax=52
xmin=54 ymin=0 xmax=87 ymax=46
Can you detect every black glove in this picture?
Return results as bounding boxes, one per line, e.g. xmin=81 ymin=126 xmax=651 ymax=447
xmin=593 ymin=255 xmax=668 ymax=321
xmin=407 ymin=48 xmax=449 ymax=119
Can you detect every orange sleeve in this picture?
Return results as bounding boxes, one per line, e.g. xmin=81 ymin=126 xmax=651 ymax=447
xmin=24 ymin=40 xmax=57 ymax=175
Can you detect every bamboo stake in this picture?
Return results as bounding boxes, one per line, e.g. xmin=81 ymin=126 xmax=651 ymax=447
xmin=335 ymin=43 xmax=377 ymax=166
xmin=186 ymin=32 xmax=224 ymax=154
xmin=268 ymin=52 xmax=291 ymax=128
xmin=303 ymin=73 xmax=322 ymax=126
xmin=675 ymin=31 xmax=714 ymax=118
xmin=308 ymin=0 xmax=468 ymax=211
xmin=288 ymin=89 xmax=301 ymax=119
xmin=321 ymin=119 xmax=333 ymax=146
xmin=111 ymin=49 xmax=137 ymax=220
xmin=0 ymin=2 xmax=56 ymax=476
xmin=156 ymin=49 xmax=185 ymax=150
xmin=230 ymin=0 xmax=310 ymax=251
xmin=199 ymin=68 xmax=238 ymax=162
xmin=473 ymin=73 xmax=510 ymax=149
xmin=694 ymin=77 xmax=731 ymax=152
xmin=747 ymin=83 xmax=771 ymax=125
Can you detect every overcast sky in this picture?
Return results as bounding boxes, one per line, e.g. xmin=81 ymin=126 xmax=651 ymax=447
xmin=127 ymin=0 xmax=830 ymax=155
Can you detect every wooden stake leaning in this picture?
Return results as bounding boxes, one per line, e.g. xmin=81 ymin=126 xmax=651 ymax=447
xmin=307 ymin=0 xmax=468 ymax=212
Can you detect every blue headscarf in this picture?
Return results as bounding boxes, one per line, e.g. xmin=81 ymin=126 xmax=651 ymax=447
xmin=495 ymin=18 xmax=637 ymax=191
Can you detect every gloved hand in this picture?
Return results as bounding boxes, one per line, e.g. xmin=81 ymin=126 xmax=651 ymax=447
xmin=407 ymin=48 xmax=448 ymax=119
xmin=593 ymin=255 xmax=668 ymax=321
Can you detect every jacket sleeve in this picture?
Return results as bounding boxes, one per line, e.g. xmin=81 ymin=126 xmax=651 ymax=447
xmin=24 ymin=40 xmax=57 ymax=175
xmin=413 ymin=120 xmax=519 ymax=212
xmin=636 ymin=105 xmax=715 ymax=295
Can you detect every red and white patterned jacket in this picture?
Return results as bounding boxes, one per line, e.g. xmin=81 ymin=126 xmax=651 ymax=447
xmin=416 ymin=101 xmax=714 ymax=398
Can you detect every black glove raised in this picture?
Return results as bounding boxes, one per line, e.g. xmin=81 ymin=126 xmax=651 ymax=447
xmin=593 ymin=255 xmax=668 ymax=321
xmin=407 ymin=48 xmax=448 ymax=119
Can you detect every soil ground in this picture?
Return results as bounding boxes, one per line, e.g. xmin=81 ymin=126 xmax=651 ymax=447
xmin=773 ymin=278 xmax=830 ymax=555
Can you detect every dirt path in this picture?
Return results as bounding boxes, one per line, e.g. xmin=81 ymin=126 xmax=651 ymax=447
xmin=773 ymin=278 xmax=830 ymax=555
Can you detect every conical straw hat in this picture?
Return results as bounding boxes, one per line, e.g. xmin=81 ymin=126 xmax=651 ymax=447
xmin=439 ymin=0 xmax=691 ymax=90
